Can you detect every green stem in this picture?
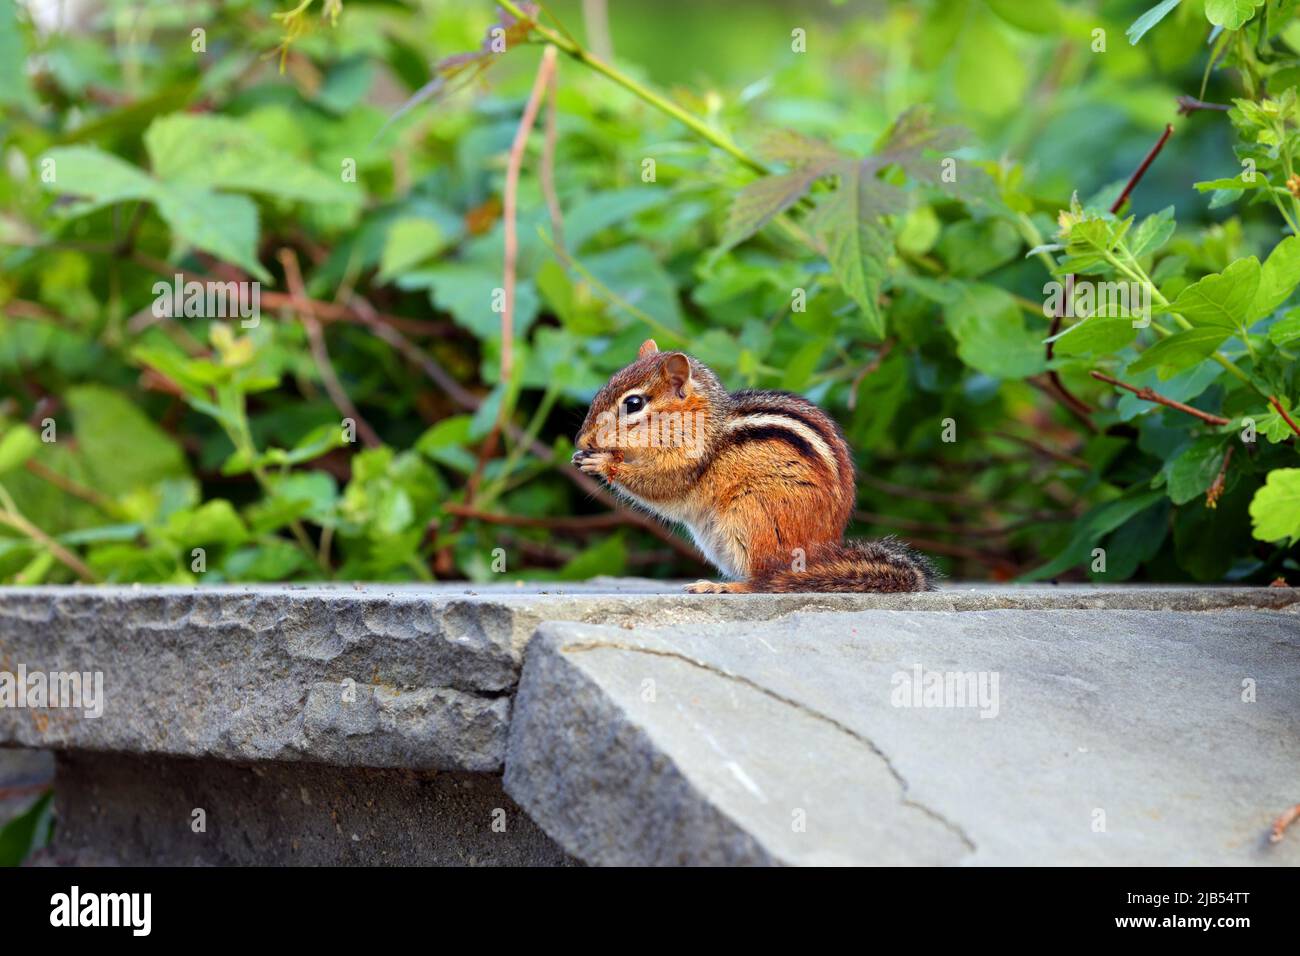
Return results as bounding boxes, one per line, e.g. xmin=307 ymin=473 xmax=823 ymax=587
xmin=497 ymin=0 xmax=768 ymax=176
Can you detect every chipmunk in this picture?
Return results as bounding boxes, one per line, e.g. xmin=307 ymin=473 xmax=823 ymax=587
xmin=571 ymin=339 xmax=936 ymax=593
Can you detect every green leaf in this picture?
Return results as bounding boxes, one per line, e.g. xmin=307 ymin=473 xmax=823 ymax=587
xmin=144 ymin=113 xmax=358 ymax=205
xmin=154 ymin=187 xmax=270 ymax=283
xmin=0 ymin=791 xmax=53 ymax=866
xmin=1127 ymin=206 xmax=1176 ymax=259
xmin=1249 ymin=468 xmax=1300 ymax=544
xmin=1048 ymin=317 xmax=1138 ymax=356
xmin=719 ymin=167 xmax=826 ymax=252
xmin=1193 ymin=175 xmax=1265 ymax=192
xmin=948 ymin=284 xmax=1047 ymax=379
xmin=985 ymin=0 xmax=1061 ymax=33
xmin=1022 ymin=489 xmax=1165 ymax=581
xmin=0 ymin=424 xmax=39 ymax=475
xmin=955 ymin=12 xmax=1028 ymax=117
xmin=39 ymin=145 xmax=270 ymax=281
xmin=1163 ymin=257 xmax=1260 ymax=331
xmin=407 ymin=264 xmax=540 ymax=339
xmin=1126 ymin=327 xmax=1231 ymax=378
xmin=164 ymin=499 xmax=248 ymax=547
xmin=1165 ymin=437 xmax=1227 ymax=505
xmin=1251 ymin=236 xmax=1300 ymax=320
xmin=812 ymin=162 xmax=893 ymax=339
xmin=1268 ymin=307 xmax=1300 ymax=346
xmin=936 ymin=218 xmax=1022 ymax=277
xmin=1127 ymin=0 xmax=1183 ymax=44
xmin=557 ymin=533 xmax=627 ymax=581
xmin=66 ymin=385 xmax=188 ymax=496
xmin=40 ymin=146 xmax=157 ymax=213
xmin=0 ymin=0 xmax=33 ymax=108
xmin=378 ymin=217 xmax=448 ymax=282
xmin=1204 ymin=0 xmax=1264 ymax=30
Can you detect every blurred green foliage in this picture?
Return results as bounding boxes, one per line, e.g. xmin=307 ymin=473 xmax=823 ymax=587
xmin=0 ymin=0 xmax=1298 ymax=586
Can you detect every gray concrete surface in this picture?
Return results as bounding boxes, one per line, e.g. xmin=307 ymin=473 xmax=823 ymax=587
xmin=2 ymin=583 xmax=1298 ymax=865
xmin=505 ymin=607 xmax=1300 ymax=866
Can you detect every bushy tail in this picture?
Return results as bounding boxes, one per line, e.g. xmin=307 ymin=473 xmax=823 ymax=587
xmin=748 ymin=537 xmax=938 ymax=593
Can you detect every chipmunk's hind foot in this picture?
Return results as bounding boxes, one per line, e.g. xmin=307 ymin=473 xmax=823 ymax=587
xmin=684 ymin=580 xmax=752 ymax=594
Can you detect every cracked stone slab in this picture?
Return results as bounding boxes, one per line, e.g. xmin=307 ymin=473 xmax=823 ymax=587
xmin=2 ymin=584 xmax=1296 ymax=774
xmin=504 ymin=609 xmax=1300 ymax=865
xmin=0 ymin=588 xmax=522 ymax=770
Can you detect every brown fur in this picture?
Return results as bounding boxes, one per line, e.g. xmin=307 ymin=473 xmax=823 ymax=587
xmin=574 ymin=340 xmax=936 ymax=593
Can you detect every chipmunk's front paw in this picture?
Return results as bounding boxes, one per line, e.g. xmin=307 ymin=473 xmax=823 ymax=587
xmin=684 ymin=580 xmax=750 ymax=594
xmin=572 ymin=449 xmax=621 ymax=480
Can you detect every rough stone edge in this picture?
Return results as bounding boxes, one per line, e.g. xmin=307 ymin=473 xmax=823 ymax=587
xmin=503 ymin=625 xmax=785 ymax=866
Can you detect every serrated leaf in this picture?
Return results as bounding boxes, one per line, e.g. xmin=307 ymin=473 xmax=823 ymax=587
xmin=40 ymin=146 xmax=157 ymax=213
xmin=1128 ymin=206 xmax=1176 ymax=259
xmin=719 ymin=167 xmax=826 ymax=252
xmin=154 ymin=186 xmax=270 ymax=282
xmin=1164 ymin=257 xmax=1260 ymax=331
xmin=144 ymin=113 xmax=359 ymax=205
xmin=812 ymin=162 xmax=894 ymax=338
xmin=1251 ymin=236 xmax=1300 ymax=320
xmin=1193 ymin=175 xmax=1265 ymax=191
xmin=755 ymin=129 xmax=844 ymax=167
xmin=1127 ymin=326 xmax=1231 ymax=377
xmin=1249 ymin=468 xmax=1300 ymax=544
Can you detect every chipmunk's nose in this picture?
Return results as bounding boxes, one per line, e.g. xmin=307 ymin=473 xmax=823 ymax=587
xmin=576 ymin=431 xmax=595 ymax=451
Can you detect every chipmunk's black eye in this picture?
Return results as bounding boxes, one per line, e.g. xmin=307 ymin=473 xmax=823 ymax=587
xmin=622 ymin=394 xmax=646 ymax=414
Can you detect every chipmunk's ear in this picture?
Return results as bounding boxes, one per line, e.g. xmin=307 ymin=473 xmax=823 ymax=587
xmin=662 ymin=352 xmax=691 ymax=397
xmin=637 ymin=338 xmax=659 ymax=359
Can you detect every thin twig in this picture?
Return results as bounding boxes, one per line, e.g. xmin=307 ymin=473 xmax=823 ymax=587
xmin=1111 ymin=124 xmax=1174 ymax=214
xmin=278 ymin=248 xmax=382 ymax=448
xmin=1176 ymin=95 xmax=1231 ymax=115
xmin=846 ymin=340 xmax=894 ymax=410
xmin=541 ymin=52 xmax=565 ymax=258
xmin=501 ymin=45 xmax=558 ymax=412
xmin=1269 ymin=395 xmax=1300 ymax=437
xmin=0 ymin=508 xmax=98 ymax=583
xmin=24 ymin=460 xmax=119 ymax=516
xmin=993 ymin=431 xmax=1090 ymax=470
xmin=1090 ymin=371 xmax=1230 ymax=425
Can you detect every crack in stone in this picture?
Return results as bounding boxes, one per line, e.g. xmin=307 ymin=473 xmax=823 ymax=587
xmin=562 ymin=639 xmax=977 ymax=856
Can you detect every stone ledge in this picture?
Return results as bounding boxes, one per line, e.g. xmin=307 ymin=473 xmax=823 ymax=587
xmin=3 ymin=583 xmax=1295 ymax=772
xmin=2 ymin=583 xmax=1298 ymax=865
xmin=505 ymin=606 xmax=1300 ymax=866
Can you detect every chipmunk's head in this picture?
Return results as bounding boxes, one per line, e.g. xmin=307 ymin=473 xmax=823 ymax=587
xmin=574 ymin=339 xmax=726 ymax=465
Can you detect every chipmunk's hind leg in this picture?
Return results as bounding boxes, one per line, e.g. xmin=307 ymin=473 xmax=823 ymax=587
xmin=684 ymin=580 xmax=752 ymax=594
